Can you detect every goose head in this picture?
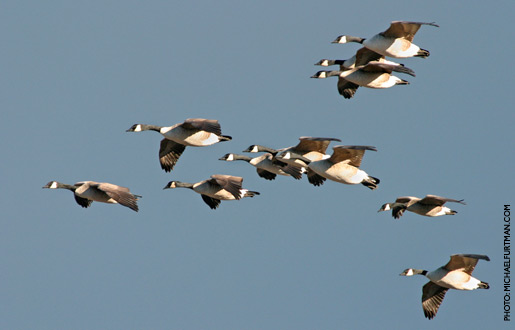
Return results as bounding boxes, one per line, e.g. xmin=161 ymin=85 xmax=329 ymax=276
xmin=43 ymin=181 xmax=60 ymax=189
xmin=331 ymin=35 xmax=365 ymax=44
xmin=378 ymin=203 xmax=391 ymax=212
xmin=219 ymin=153 xmax=235 ymax=161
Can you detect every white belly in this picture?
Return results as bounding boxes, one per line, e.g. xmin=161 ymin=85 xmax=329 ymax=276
xmin=309 ymin=161 xmax=366 ymax=184
xmin=161 ymin=127 xmax=219 ymax=146
xmin=364 ymin=36 xmax=420 ymax=58
xmin=427 ymin=269 xmax=480 ymax=290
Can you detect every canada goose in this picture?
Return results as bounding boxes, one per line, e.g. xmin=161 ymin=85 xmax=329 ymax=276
xmin=311 ymin=62 xmax=415 ymax=90
xmin=245 ymin=137 xmax=341 ymax=167
xmin=314 ymin=48 xmax=406 ymax=99
xmin=306 ymin=145 xmax=380 ymax=189
xmin=315 ymin=47 xmax=403 ymax=69
xmin=332 ymin=21 xmax=439 ymax=58
xmin=219 ymin=153 xmax=304 ymax=180
xmin=43 ymin=181 xmax=141 ymax=212
xmin=400 ymin=254 xmax=490 ymax=319
xmin=378 ymin=195 xmax=466 ymax=219
xmin=163 ymin=174 xmax=259 ymax=209
xmin=126 ymin=118 xmax=232 ymax=172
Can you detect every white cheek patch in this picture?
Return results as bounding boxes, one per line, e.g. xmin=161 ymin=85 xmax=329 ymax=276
xmin=227 ymin=154 xmax=234 ymax=161
xmin=134 ymin=124 xmax=142 ymax=132
xmin=50 ymin=181 xmax=58 ymax=189
xmin=251 ymin=145 xmax=259 ymax=153
xmin=407 ymin=269 xmax=414 ymax=276
xmin=320 ymin=60 xmax=329 ymax=66
xmin=339 ymin=36 xmax=347 ymax=43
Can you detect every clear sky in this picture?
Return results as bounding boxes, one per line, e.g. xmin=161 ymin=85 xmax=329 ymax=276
xmin=2 ymin=1 xmax=514 ymax=329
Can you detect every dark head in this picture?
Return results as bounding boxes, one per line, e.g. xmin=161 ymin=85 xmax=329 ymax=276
xmin=163 ymin=181 xmax=178 ymax=189
xmin=219 ymin=153 xmax=236 ymax=161
xmin=43 ymin=181 xmax=60 ymax=189
xmin=378 ymin=203 xmax=391 ymax=212
xmin=126 ymin=124 xmax=143 ymax=132
xmin=331 ymin=35 xmax=365 ymax=44
xmin=400 ymin=268 xmax=427 ymax=276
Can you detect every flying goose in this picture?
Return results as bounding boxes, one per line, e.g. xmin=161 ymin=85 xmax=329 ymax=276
xmin=219 ymin=153 xmax=304 ymax=180
xmin=306 ymin=145 xmax=380 ymax=189
xmin=163 ymin=174 xmax=259 ymax=210
xmin=332 ymin=21 xmax=439 ymax=58
xmin=311 ymin=62 xmax=415 ymax=90
xmin=126 ymin=118 xmax=232 ymax=172
xmin=43 ymin=181 xmax=141 ymax=212
xmin=245 ymin=137 xmax=341 ymax=167
xmin=378 ymin=195 xmax=466 ymax=219
xmin=400 ymin=254 xmax=490 ymax=319
xmin=314 ymin=48 xmax=406 ymax=98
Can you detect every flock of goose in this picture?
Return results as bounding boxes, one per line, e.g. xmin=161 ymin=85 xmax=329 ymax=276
xmin=43 ymin=21 xmax=489 ymax=320
xmin=311 ymin=20 xmax=438 ymax=99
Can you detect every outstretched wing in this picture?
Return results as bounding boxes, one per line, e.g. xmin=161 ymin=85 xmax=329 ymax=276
xmin=328 ymin=145 xmax=377 ymax=167
xmin=74 ymin=194 xmax=93 ymax=208
xmin=201 ymin=194 xmax=221 ymax=209
xmin=422 ymin=281 xmax=448 ymax=320
xmin=210 ymin=175 xmax=244 ymax=199
xmin=383 ymin=21 xmax=439 ymax=42
xmin=444 ymin=254 xmax=490 ymax=274
xmin=159 ymin=139 xmax=186 ymax=172
xmin=182 ymin=118 xmax=222 ymax=135
xmin=419 ymin=195 xmax=466 ymax=206
xmin=96 ymin=183 xmax=139 ymax=212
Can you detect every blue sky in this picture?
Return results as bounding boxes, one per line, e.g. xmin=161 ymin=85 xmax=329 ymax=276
xmin=2 ymin=1 xmax=514 ymax=329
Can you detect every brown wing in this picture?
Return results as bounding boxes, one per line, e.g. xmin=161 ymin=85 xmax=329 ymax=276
xmin=382 ymin=21 xmax=438 ymax=42
xmin=210 ymin=175 xmax=243 ymax=199
xmin=422 ymin=281 xmax=448 ymax=320
xmin=281 ymin=164 xmax=304 ymax=180
xmin=328 ymin=145 xmax=377 ymax=167
xmin=361 ymin=62 xmax=416 ymax=76
xmin=181 ymin=118 xmax=222 ymax=135
xmin=395 ymin=196 xmax=420 ymax=207
xmin=74 ymin=194 xmax=92 ymax=208
xmin=444 ymin=254 xmax=490 ymax=274
xmin=96 ymin=183 xmax=139 ymax=212
xmin=337 ymin=78 xmax=360 ymax=99
xmin=256 ymin=168 xmax=277 ymax=181
xmin=355 ymin=47 xmax=384 ymax=66
xmin=201 ymin=194 xmax=221 ymax=209
xmin=294 ymin=137 xmax=342 ymax=153
xmin=419 ymin=195 xmax=466 ymax=206
xmin=159 ymin=139 xmax=186 ymax=172
xmin=307 ymin=169 xmax=326 ymax=186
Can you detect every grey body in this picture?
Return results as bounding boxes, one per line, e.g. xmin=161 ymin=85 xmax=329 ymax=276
xmin=43 ymin=181 xmax=140 ymax=212
xmin=378 ymin=195 xmax=465 ymax=219
xmin=163 ymin=174 xmax=259 ymax=209
xmin=127 ymin=118 xmax=232 ymax=172
xmin=400 ymin=254 xmax=490 ymax=319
